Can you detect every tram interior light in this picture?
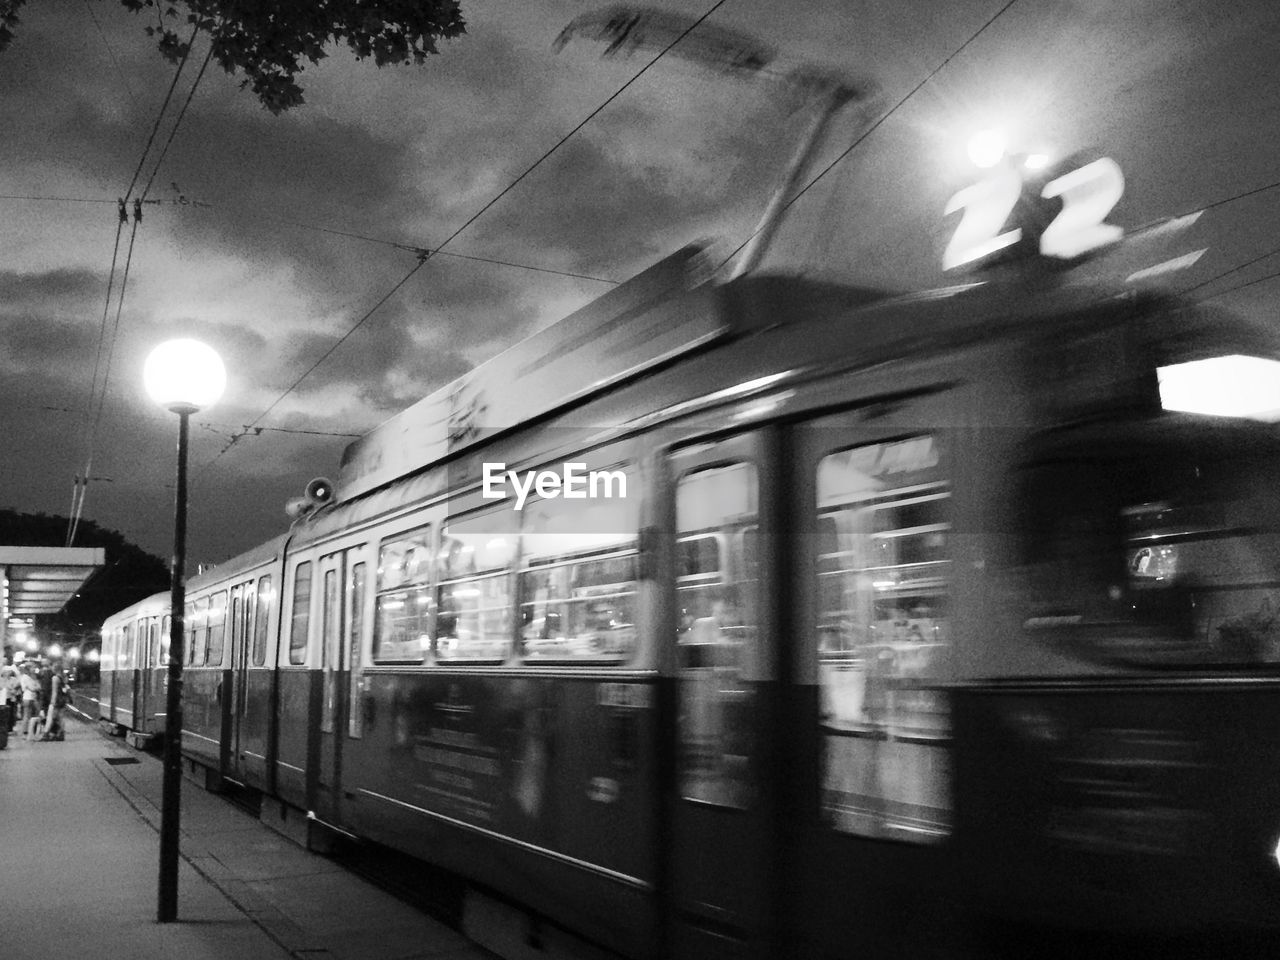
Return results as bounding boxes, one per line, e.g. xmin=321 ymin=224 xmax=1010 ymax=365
xmin=1158 ymin=355 xmax=1280 ymax=421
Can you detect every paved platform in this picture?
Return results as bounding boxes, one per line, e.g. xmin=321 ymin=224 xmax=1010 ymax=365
xmin=0 ymin=705 xmax=493 ymax=960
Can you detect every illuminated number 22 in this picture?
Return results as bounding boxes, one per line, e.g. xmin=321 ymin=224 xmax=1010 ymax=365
xmin=943 ymin=157 xmax=1124 ymax=270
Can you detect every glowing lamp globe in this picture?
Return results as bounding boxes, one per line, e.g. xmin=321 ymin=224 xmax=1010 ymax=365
xmin=144 ymin=339 xmax=226 ymax=413
xmin=967 ymin=128 xmax=1007 ymax=169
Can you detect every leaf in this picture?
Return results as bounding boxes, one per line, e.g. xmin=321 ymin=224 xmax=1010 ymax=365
xmin=79 ymin=0 xmax=471 ymax=111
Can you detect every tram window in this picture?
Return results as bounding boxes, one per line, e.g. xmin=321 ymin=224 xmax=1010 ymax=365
xmin=289 ymin=562 xmax=312 ymax=665
xmin=519 ymin=550 xmax=638 ymax=660
xmin=189 ymin=598 xmax=209 ymax=666
xmin=678 ymin=534 xmax=720 ymax=579
xmin=675 ymin=459 xmax=758 ymax=809
xmin=348 ymin=561 xmax=367 ymax=738
xmin=322 ymin=568 xmax=340 ymax=734
xmin=373 ymin=525 xmax=433 ymax=663
xmin=815 ymin=435 xmax=950 ymax=843
xmin=517 ymin=467 xmax=639 ymax=662
xmin=183 ymin=603 xmax=195 ymax=665
xmin=252 ymin=576 xmax=272 ymax=666
xmin=437 ymin=514 xmax=515 ymax=661
xmin=206 ymin=591 xmax=227 ymax=667
xmin=229 ymin=585 xmax=243 ymax=661
xmin=1013 ymin=426 xmax=1280 ymax=666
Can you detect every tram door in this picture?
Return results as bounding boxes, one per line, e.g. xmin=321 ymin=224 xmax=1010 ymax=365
xmin=130 ymin=619 xmax=148 ymax=731
xmin=225 ymin=583 xmax=255 ymax=781
xmin=666 ymin=430 xmax=780 ymax=959
xmin=117 ymin=622 xmax=134 ymax=728
xmin=790 ymin=402 xmax=958 ymax=957
xmin=315 ymin=547 xmax=366 ymax=825
xmin=133 ymin=618 xmax=156 ymax=735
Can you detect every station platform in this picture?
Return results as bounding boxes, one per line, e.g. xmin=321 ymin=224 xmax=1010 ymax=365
xmin=0 ymin=705 xmax=493 ymax=960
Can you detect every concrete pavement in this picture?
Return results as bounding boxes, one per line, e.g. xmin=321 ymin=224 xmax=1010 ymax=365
xmin=0 ymin=705 xmax=493 ymax=960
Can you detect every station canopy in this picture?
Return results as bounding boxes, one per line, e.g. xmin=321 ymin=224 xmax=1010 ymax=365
xmin=1 ymin=545 xmax=105 ymax=620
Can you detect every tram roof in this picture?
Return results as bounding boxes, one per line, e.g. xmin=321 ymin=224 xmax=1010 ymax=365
xmin=195 ymin=255 xmax=1277 ymax=581
xmin=328 ymin=246 xmax=1267 ymax=513
xmin=184 ymin=533 xmax=289 ymax=595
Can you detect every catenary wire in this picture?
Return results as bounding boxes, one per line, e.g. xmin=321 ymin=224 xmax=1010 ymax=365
xmin=68 ymin=27 xmax=206 ymax=545
xmin=715 ymin=0 xmax=1025 ymax=275
xmin=69 ymin=212 xmax=143 ymax=546
xmin=139 ymin=41 xmax=215 ymax=202
xmin=1195 ymin=267 xmax=1280 ymax=302
xmin=195 ymin=0 xmax=735 ymax=477
xmin=121 ymin=24 xmax=199 ymax=202
xmin=1179 ymin=242 xmax=1280 ymax=297
xmin=82 ymin=0 xmax=140 ymax=108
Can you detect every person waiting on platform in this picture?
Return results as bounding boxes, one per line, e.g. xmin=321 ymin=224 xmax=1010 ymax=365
xmin=0 ymin=660 xmax=17 ymax=734
xmin=41 ymin=670 xmax=67 ymax=741
xmin=19 ymin=663 xmax=42 ymax=741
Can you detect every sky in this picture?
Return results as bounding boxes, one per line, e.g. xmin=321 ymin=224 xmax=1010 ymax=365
xmin=1 ymin=0 xmax=1279 ymax=571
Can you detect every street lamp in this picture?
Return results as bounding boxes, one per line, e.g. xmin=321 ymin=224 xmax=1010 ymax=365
xmin=143 ymin=337 xmax=225 ymax=923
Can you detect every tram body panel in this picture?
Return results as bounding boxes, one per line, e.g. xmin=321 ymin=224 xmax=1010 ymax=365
xmin=140 ymin=666 xmax=165 ymax=735
xmin=954 ymin=685 xmax=1280 ymax=945
xmin=272 ymin=665 xmax=318 ymax=809
xmin=233 ymin=665 xmax=275 ymax=789
xmin=180 ymin=665 xmax=223 ymax=769
xmin=336 ymin=669 xmax=661 ymax=955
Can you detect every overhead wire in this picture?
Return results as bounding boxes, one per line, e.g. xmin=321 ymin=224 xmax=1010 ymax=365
xmin=1179 ymin=242 xmax=1280 ymax=298
xmin=67 ymin=200 xmax=128 ymax=546
xmin=0 ymin=194 xmax=120 ymax=204
xmin=138 ymin=41 xmax=215 ymax=203
xmin=714 ymin=0 xmax=1025 ymax=275
xmin=25 ymin=402 xmax=363 ymax=437
xmin=120 ymin=24 xmax=200 ymax=203
xmin=198 ymin=205 xmax=623 ymax=284
xmin=68 ymin=26 xmax=206 ymax=546
xmin=69 ymin=203 xmax=144 ymax=547
xmin=195 ymin=255 xmax=432 ymax=476
xmin=0 ymin=192 xmax=622 ymax=284
xmin=1194 ymin=264 xmax=1280 ymax=302
xmin=196 ymin=0 xmax=734 ymax=478
xmin=82 ymin=0 xmax=140 ymax=109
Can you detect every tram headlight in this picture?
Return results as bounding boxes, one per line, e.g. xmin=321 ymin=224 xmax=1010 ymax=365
xmin=1157 ymin=355 xmax=1280 ymax=422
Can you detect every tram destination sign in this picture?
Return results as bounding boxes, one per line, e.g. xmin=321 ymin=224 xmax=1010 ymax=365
xmin=337 ymin=245 xmax=723 ymax=502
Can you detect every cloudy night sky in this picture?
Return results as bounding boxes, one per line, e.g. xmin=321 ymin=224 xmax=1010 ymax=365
xmin=1 ymin=0 xmax=1278 ymax=567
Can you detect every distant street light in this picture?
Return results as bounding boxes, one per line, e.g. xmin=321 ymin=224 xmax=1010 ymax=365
xmin=144 ymin=338 xmax=226 ymax=923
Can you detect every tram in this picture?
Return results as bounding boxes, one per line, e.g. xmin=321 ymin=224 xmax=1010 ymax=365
xmin=101 ymin=155 xmax=1280 ymax=957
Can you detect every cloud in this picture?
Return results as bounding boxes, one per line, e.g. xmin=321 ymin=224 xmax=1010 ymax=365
xmin=0 ymin=268 xmax=108 ymax=377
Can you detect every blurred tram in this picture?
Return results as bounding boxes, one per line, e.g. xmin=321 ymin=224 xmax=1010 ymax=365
xmin=101 ymin=238 xmax=1280 ymax=958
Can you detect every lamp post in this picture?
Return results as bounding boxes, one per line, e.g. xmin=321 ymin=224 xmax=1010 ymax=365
xmin=143 ymin=338 xmax=226 ymax=923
